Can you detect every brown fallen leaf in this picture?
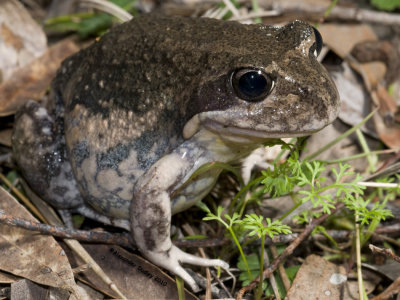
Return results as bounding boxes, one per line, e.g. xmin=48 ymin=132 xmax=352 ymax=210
xmin=0 ymin=186 xmax=79 ymax=296
xmin=64 ymin=243 xmax=199 ymax=300
xmin=0 ymin=128 xmax=12 ymax=147
xmin=0 ymin=270 xmax=19 ymax=284
xmin=373 ymin=105 xmax=400 ymax=149
xmin=345 ymin=276 xmax=376 ymax=299
xmin=371 ymin=277 xmax=400 ymax=300
xmin=319 ymin=24 xmax=378 ymax=56
xmin=0 ymin=39 xmax=79 ymax=116
xmin=286 ymin=254 xmax=347 ymax=300
xmin=366 ymin=260 xmax=400 ymax=282
xmin=286 ymin=255 xmax=377 ymax=299
xmin=319 ymin=23 xmax=400 ymax=149
xmin=318 ymin=24 xmax=381 ymax=133
xmin=0 ymin=0 xmax=47 ymax=82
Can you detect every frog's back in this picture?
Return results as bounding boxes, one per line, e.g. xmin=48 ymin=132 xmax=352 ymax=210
xmin=53 ymin=14 xmax=284 ymax=130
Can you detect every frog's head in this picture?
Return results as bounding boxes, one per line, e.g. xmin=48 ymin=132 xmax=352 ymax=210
xmin=183 ymin=20 xmax=339 ymax=144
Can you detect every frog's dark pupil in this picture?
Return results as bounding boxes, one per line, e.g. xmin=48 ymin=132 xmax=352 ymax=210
xmin=238 ymin=71 xmax=268 ymax=99
xmin=232 ymin=68 xmax=273 ymax=101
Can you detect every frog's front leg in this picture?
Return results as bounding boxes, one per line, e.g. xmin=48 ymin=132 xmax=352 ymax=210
xmin=131 ymin=151 xmax=229 ymax=292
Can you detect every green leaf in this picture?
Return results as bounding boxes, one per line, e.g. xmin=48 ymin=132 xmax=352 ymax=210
xmin=285 ymin=265 xmax=300 ymax=280
xmin=77 ymin=13 xmax=113 ymax=38
xmin=196 ymin=201 xmax=210 ymax=213
xmin=45 ymin=0 xmax=137 ymax=38
xmin=371 ymin=0 xmax=400 ymax=11
xmin=237 ymin=253 xmax=260 ymax=271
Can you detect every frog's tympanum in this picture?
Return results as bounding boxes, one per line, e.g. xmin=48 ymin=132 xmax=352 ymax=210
xmin=12 ymin=15 xmax=339 ymax=291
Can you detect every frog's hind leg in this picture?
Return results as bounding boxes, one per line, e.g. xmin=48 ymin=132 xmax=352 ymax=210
xmin=75 ymin=206 xmax=130 ymax=230
xmin=12 ymin=100 xmax=83 ymax=212
xmin=12 ymin=100 xmax=129 ymax=230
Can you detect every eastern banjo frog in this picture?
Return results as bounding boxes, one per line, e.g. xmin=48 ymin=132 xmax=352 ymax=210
xmin=12 ymin=14 xmax=339 ymax=292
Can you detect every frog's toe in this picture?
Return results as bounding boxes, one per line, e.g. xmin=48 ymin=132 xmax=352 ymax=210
xmin=171 ymin=246 xmax=229 ymax=269
xmin=145 ymin=245 xmax=229 ymax=292
xmin=170 ymin=261 xmax=201 ymax=292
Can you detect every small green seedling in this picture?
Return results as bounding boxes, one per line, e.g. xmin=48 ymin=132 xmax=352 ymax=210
xmin=200 ymin=202 xmax=291 ymax=300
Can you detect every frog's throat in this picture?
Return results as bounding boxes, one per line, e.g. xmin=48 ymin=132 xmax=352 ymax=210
xmin=204 ymin=119 xmax=318 ymax=140
xmin=183 ymin=114 xmax=320 ymax=143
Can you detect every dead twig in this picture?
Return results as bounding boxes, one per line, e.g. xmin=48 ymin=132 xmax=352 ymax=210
xmin=236 ymin=202 xmax=345 ymax=300
xmin=0 ymin=209 xmax=229 ymax=249
xmin=270 ymin=245 xmax=290 ymax=292
xmin=374 ymin=223 xmax=400 ymax=235
xmin=0 ymin=209 xmax=133 ymax=247
xmin=370 ymin=276 xmax=400 ymax=300
xmin=257 ymin=0 xmax=400 ymax=25
xmin=369 ymin=244 xmax=400 ymax=263
xmin=211 ymin=270 xmax=233 ymax=299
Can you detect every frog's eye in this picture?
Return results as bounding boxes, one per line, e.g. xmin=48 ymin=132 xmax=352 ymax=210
xmin=312 ymin=27 xmax=323 ymax=57
xmin=231 ymin=69 xmax=274 ymax=102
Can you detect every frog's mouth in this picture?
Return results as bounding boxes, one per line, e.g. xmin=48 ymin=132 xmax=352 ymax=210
xmin=202 ymin=119 xmax=320 ymax=144
xmin=182 ymin=114 xmax=324 ymax=143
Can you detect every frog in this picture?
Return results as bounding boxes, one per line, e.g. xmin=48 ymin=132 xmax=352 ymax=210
xmin=12 ymin=14 xmax=339 ymax=292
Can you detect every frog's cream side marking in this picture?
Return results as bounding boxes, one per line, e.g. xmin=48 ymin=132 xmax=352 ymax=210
xmin=12 ymin=15 xmax=339 ymax=292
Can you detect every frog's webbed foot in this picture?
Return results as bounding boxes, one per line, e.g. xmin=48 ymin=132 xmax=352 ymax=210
xmin=145 ymin=246 xmax=229 ymax=292
xmin=132 ymin=198 xmax=229 ymax=291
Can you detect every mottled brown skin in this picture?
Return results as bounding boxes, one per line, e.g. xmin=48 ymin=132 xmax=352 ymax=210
xmin=58 ymin=15 xmax=336 ymax=135
xmin=12 ymin=14 xmax=339 ymax=291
